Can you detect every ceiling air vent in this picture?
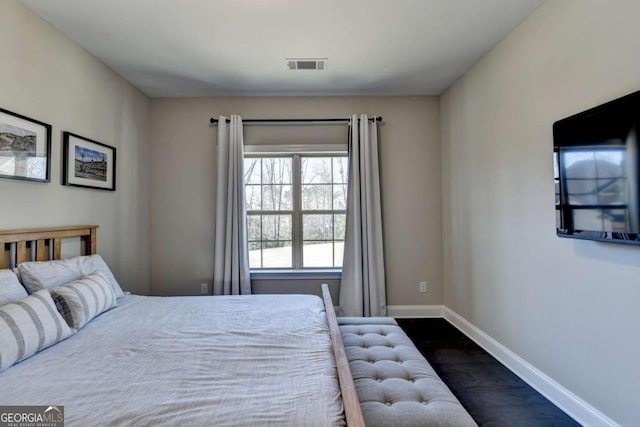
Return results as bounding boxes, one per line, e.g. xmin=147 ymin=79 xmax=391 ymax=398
xmin=286 ymin=58 xmax=327 ymax=70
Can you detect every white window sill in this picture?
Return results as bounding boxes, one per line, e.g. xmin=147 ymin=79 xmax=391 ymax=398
xmin=250 ymin=269 xmax=342 ymax=281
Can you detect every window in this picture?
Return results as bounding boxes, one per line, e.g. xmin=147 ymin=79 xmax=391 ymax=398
xmin=244 ymin=152 xmax=348 ymax=269
xmin=556 ymin=147 xmax=629 ymax=232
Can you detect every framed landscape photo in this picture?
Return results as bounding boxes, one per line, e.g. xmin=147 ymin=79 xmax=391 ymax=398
xmin=63 ymin=132 xmax=116 ymax=191
xmin=0 ymin=107 xmax=51 ymax=182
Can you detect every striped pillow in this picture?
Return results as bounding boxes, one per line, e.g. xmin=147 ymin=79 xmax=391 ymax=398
xmin=50 ymin=271 xmax=117 ymax=330
xmin=0 ymin=290 xmax=73 ymax=372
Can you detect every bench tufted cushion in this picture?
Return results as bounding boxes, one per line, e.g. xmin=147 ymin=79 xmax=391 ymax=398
xmin=339 ymin=317 xmax=477 ymax=427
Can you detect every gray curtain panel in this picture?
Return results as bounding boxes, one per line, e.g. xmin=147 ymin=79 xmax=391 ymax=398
xmin=340 ymin=114 xmax=386 ymax=316
xmin=213 ymin=115 xmax=251 ymax=295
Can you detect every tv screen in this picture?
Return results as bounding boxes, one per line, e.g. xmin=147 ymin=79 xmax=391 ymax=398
xmin=554 ymin=90 xmax=640 ymax=245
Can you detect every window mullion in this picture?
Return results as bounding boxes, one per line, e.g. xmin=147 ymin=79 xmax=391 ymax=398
xmin=292 ymin=154 xmax=303 ymax=269
xmin=259 ymin=158 xmax=264 ymax=269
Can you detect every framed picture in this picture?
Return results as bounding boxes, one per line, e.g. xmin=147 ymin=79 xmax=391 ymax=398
xmin=63 ymin=132 xmax=116 ymax=191
xmin=0 ymin=107 xmax=51 ymax=182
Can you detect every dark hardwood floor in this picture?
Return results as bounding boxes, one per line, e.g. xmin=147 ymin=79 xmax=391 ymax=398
xmin=396 ymin=318 xmax=581 ymax=427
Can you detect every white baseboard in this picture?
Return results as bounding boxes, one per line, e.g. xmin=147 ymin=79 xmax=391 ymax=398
xmin=442 ymin=307 xmax=620 ymax=427
xmin=386 ymin=304 xmax=444 ymax=318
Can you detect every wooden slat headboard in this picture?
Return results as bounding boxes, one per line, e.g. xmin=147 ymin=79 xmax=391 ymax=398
xmin=0 ymin=225 xmax=98 ymax=269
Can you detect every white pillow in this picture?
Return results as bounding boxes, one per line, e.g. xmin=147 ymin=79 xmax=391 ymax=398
xmin=50 ymin=271 xmax=117 ymax=330
xmin=17 ymin=254 xmax=124 ymax=298
xmin=0 ymin=269 xmax=28 ymax=305
xmin=0 ymin=290 xmax=73 ymax=372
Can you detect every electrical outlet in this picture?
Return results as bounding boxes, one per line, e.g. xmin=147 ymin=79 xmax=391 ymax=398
xmin=200 ymin=283 xmax=208 ymax=294
xmin=419 ymin=281 xmax=427 ymax=293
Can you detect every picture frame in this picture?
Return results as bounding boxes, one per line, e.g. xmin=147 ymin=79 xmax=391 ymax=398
xmin=62 ymin=132 xmax=116 ymax=191
xmin=0 ymin=107 xmax=51 ymax=183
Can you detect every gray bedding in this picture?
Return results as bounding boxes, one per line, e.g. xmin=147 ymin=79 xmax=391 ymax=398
xmin=0 ymin=294 xmax=345 ymax=426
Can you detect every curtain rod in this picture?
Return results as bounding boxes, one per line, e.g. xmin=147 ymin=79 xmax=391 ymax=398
xmin=209 ymin=117 xmax=382 ymax=125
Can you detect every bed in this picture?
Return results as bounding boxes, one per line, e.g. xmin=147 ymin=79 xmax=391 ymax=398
xmin=0 ymin=226 xmax=364 ymax=427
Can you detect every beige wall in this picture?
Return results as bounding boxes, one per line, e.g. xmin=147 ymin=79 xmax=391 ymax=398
xmin=0 ymin=1 xmax=150 ymax=294
xmin=148 ymin=96 xmax=441 ymax=306
xmin=441 ymin=1 xmax=640 ymax=425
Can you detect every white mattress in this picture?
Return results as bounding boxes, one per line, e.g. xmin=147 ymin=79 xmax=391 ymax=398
xmin=0 ymin=294 xmax=345 ymax=426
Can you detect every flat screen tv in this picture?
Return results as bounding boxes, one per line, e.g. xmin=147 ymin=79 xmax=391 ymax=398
xmin=554 ymin=90 xmax=640 ymax=246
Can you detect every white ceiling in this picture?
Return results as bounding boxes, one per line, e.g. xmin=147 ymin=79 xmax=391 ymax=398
xmin=21 ymin=0 xmax=543 ymax=98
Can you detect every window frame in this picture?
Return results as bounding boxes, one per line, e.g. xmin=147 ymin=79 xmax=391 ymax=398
xmin=244 ymin=144 xmax=348 ymax=272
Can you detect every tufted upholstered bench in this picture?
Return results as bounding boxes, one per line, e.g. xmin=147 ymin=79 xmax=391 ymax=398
xmin=338 ymin=317 xmax=477 ymax=427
